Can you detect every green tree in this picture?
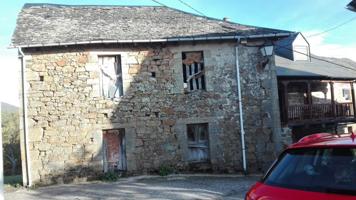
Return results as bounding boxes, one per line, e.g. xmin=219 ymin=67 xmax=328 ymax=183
xmin=1 ymin=112 xmax=21 ymax=175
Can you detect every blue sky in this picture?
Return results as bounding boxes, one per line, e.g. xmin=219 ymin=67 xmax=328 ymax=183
xmin=1 ymin=0 xmax=355 ymax=47
xmin=1 ymin=0 xmax=356 ymax=105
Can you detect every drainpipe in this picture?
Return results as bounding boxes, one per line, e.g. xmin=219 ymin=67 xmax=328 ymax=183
xmin=235 ymin=44 xmax=247 ymax=174
xmin=18 ymin=47 xmax=32 ymax=187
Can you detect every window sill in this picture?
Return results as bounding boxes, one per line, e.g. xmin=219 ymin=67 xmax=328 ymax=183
xmin=183 ymin=89 xmax=208 ymax=94
xmin=188 ymin=160 xmax=210 ymax=164
xmin=188 ymin=145 xmax=209 ymax=148
xmin=103 ymin=96 xmax=123 ymax=102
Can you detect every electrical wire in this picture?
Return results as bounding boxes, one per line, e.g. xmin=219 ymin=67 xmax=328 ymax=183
xmin=273 ymin=43 xmax=356 ymax=73
xmin=306 ymin=16 xmax=356 ymax=38
xmin=152 ymin=0 xmax=213 ymax=36
xmin=176 ymin=0 xmax=207 ymax=17
xmin=151 ymin=0 xmax=355 ymax=73
xmin=151 ymin=0 xmax=167 ymax=7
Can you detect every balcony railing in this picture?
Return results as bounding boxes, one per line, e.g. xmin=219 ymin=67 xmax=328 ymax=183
xmin=287 ymin=103 xmax=354 ymax=123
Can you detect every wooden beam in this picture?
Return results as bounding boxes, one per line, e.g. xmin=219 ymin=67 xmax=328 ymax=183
xmin=330 ymin=82 xmax=336 ymax=117
xmin=351 ymin=82 xmax=356 ymax=118
xmin=282 ymin=81 xmax=289 ymax=124
xmin=278 ymin=79 xmax=355 ymax=83
xmin=307 ymin=81 xmax=312 ymax=119
xmin=307 ymin=81 xmax=312 ymax=105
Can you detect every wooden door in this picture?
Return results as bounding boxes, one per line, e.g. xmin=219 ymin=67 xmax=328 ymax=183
xmin=103 ymin=129 xmax=126 ymax=172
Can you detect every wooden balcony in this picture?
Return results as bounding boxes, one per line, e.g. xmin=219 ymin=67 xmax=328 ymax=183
xmin=279 ymin=80 xmax=356 ymax=126
xmin=287 ymin=103 xmax=355 ymax=124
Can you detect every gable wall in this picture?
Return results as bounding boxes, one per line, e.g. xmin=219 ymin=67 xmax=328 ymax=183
xmin=292 ymin=34 xmax=310 ymax=61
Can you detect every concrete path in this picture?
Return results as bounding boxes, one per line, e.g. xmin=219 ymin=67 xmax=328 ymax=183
xmin=5 ymin=174 xmax=260 ymax=200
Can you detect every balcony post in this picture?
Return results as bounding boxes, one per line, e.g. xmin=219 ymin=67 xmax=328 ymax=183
xmin=307 ymin=81 xmax=312 ymax=118
xmin=307 ymin=81 xmax=312 ymax=105
xmin=351 ymin=82 xmax=356 ymax=117
xmin=330 ymin=81 xmax=335 ymax=117
xmin=282 ymin=81 xmax=289 ymax=124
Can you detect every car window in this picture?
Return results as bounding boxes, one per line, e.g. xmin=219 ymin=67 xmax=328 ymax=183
xmin=264 ymin=147 xmax=356 ymax=195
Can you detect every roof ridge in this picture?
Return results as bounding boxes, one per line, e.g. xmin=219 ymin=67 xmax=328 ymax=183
xmin=23 ymin=3 xmax=164 ymax=8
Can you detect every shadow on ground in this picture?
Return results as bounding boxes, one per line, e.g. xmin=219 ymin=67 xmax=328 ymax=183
xmin=5 ymin=175 xmax=259 ymax=200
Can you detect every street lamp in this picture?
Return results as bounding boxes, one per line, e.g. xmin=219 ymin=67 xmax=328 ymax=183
xmin=347 ymin=0 xmax=356 ymax=12
xmin=258 ymin=45 xmax=274 ymax=71
xmin=260 ymin=45 xmax=274 ymax=57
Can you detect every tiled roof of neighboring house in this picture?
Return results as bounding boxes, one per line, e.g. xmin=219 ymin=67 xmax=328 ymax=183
xmin=11 ymin=3 xmax=292 ymax=47
xmin=275 ymin=55 xmax=356 ymax=80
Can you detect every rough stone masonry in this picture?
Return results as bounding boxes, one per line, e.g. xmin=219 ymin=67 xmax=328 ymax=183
xmin=21 ymin=41 xmax=282 ymax=185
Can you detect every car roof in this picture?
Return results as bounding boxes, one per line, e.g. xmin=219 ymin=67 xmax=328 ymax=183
xmin=288 ymin=133 xmax=356 ymax=149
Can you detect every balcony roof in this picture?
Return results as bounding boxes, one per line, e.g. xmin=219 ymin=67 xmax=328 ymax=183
xmin=276 ymin=55 xmax=356 ymax=80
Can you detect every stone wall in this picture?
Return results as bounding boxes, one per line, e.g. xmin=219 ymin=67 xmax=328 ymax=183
xmin=21 ymin=41 xmax=281 ymax=185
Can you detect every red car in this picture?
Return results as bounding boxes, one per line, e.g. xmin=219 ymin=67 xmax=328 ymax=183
xmin=246 ymin=133 xmax=356 ymax=200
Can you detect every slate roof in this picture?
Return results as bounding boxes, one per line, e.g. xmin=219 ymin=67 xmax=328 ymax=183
xmin=11 ymin=3 xmax=291 ymax=47
xmin=347 ymin=0 xmax=356 ymax=12
xmin=275 ymin=55 xmax=356 ymax=80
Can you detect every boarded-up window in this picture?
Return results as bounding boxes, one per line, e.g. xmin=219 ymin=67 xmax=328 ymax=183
xmin=187 ymin=123 xmax=209 ymax=162
xmin=99 ymin=56 xmax=123 ymax=98
xmin=182 ymin=51 xmax=206 ymax=91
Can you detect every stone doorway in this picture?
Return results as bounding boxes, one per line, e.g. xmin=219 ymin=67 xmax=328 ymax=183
xmin=103 ymin=129 xmax=127 ymax=172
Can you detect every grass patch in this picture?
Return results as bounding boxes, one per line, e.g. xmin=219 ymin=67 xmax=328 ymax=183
xmin=158 ymin=165 xmax=174 ymax=176
xmin=4 ymin=175 xmax=22 ymax=187
xmin=100 ymin=172 xmax=119 ymax=182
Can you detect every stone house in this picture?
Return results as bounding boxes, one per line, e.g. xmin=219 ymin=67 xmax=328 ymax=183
xmin=275 ymin=33 xmax=356 ymax=140
xmin=11 ymin=3 xmax=293 ymax=186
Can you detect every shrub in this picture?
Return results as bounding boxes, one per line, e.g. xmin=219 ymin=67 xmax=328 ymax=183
xmin=158 ymin=165 xmax=173 ymax=176
xmin=100 ymin=172 xmax=119 ymax=182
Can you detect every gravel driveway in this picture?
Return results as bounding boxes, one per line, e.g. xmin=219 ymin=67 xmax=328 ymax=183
xmin=5 ymin=174 xmax=259 ymax=200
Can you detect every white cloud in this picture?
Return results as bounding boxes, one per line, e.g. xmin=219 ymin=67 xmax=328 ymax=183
xmin=303 ymin=31 xmax=356 ymax=62
xmin=0 ymin=49 xmax=20 ymax=106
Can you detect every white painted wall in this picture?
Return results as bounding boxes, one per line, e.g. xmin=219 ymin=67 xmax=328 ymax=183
xmin=292 ymin=34 xmax=310 ymax=61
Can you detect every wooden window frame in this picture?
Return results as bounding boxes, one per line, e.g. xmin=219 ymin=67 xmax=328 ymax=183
xmin=186 ymin=123 xmax=210 ymax=163
xmin=182 ymin=51 xmax=206 ymax=92
xmin=98 ymin=55 xmax=124 ymax=99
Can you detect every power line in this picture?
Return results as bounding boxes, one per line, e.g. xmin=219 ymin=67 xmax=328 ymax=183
xmin=151 ymin=0 xmax=354 ymax=73
xmin=306 ymin=16 xmax=356 ymax=38
xmin=274 ymin=43 xmax=356 ymax=73
xmin=151 ymin=0 xmax=167 ymax=7
xmin=176 ymin=0 xmax=206 ymax=17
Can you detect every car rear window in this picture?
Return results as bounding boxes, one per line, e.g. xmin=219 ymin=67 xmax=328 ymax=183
xmin=263 ymin=147 xmax=356 ymax=195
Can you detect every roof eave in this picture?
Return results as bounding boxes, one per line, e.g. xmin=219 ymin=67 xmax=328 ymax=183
xmin=277 ymin=75 xmax=356 ymax=81
xmin=10 ymin=32 xmax=293 ymax=49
